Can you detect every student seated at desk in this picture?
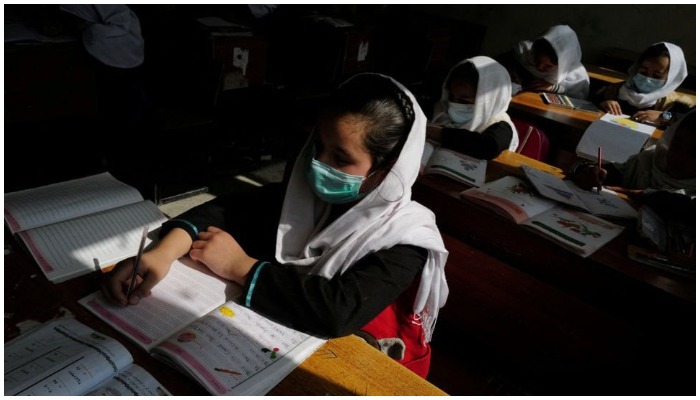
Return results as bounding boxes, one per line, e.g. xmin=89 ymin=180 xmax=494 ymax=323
xmin=570 ymin=110 xmax=695 ymax=203
xmin=597 ymin=42 xmax=693 ymax=124
xmin=102 ymin=73 xmax=449 ymax=378
xmin=500 ymin=25 xmax=589 ymax=99
xmin=427 ymin=56 xmax=519 ymax=160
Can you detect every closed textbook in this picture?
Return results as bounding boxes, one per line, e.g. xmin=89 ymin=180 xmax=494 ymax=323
xmin=79 ymin=258 xmax=327 ymax=396
xmin=461 ymin=176 xmax=625 ymax=257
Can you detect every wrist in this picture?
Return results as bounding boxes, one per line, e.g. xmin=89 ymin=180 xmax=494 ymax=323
xmin=568 ymin=160 xmax=596 ymax=177
xmin=155 ymin=228 xmax=193 ymax=261
xmin=232 ymin=257 xmax=259 ymax=286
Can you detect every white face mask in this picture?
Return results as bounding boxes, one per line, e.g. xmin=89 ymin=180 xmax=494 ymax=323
xmin=447 ymin=102 xmax=475 ymax=125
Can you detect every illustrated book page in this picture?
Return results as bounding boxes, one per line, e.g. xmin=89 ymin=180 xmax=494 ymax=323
xmin=4 ymin=318 xmax=171 ymax=396
xmin=460 ymin=175 xmax=557 ymax=224
xmin=421 ymin=141 xmax=487 ymax=187
xmin=521 ymin=165 xmax=638 ymax=219
xmin=522 ymin=206 xmax=625 ymax=257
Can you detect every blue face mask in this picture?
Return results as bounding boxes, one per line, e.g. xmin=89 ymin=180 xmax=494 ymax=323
xmin=447 ymin=102 xmax=475 ymax=125
xmin=307 ymin=157 xmax=366 ymax=204
xmin=632 ymin=73 xmax=666 ymax=93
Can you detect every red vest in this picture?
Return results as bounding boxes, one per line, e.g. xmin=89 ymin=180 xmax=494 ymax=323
xmin=360 ymin=282 xmax=431 ymax=378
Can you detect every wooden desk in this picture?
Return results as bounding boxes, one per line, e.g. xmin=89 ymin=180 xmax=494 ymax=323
xmin=585 ymin=64 xmax=627 ymax=84
xmin=508 ymin=91 xmax=664 ymax=141
xmin=411 ymin=153 xmax=694 ymax=393
xmin=4 ymin=238 xmax=446 ymax=396
xmin=419 ymin=151 xmax=694 ymax=304
xmin=487 ymin=149 xmax=564 ymax=179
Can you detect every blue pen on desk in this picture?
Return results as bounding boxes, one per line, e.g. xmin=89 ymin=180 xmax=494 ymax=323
xmin=126 ymin=226 xmax=149 ymax=300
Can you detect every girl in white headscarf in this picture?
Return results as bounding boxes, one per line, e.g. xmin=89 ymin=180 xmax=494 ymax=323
xmin=510 ymin=25 xmax=589 ymax=99
xmin=598 ymin=42 xmax=693 ymax=125
xmin=570 ymin=110 xmax=695 ymax=199
xmin=428 ymin=56 xmax=519 ymax=159
xmin=102 ymin=73 xmax=449 ymax=378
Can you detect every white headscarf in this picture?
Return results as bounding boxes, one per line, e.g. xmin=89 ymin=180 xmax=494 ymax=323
xmin=614 ymin=110 xmax=695 ymax=198
xmin=618 ymin=42 xmax=688 ymax=109
xmin=276 ymin=74 xmax=449 ymax=342
xmin=515 ymin=25 xmax=590 ymax=99
xmin=432 ymin=56 xmax=519 ymax=152
xmin=60 ymin=5 xmax=144 ymax=69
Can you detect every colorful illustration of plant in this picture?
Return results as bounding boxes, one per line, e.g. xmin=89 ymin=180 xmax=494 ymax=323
xmin=507 ymin=183 xmax=535 ymax=196
xmin=554 ymin=214 xmax=601 ymax=238
xmin=459 ymin=160 xmax=477 ymax=171
xmin=261 ymin=347 xmax=280 ymax=359
xmin=595 ymin=197 xmax=619 ymax=208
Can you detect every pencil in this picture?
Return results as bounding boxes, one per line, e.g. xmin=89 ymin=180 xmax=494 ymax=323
xmin=596 ymin=147 xmax=603 ymax=194
xmin=126 ymin=226 xmax=149 ymax=300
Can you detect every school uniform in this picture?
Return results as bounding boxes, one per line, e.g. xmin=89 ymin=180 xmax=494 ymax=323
xmin=598 ymin=42 xmax=693 ymax=116
xmin=612 ymin=110 xmax=695 ymax=198
xmin=160 ymin=74 xmax=449 ymax=378
xmin=571 ymin=111 xmax=695 ymax=199
xmin=432 ymin=56 xmax=519 ymax=159
xmin=514 ymin=25 xmax=590 ymax=99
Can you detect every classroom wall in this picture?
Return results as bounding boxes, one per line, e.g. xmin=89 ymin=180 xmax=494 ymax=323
xmin=415 ymin=4 xmax=696 ymax=76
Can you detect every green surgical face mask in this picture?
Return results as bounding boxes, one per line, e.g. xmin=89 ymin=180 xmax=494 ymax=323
xmin=307 ymin=157 xmax=366 ymax=204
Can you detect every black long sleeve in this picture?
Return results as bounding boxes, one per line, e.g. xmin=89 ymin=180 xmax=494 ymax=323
xmin=159 ymin=183 xmax=284 ymax=259
xmin=441 ymin=121 xmax=514 ymax=160
xmin=243 ymin=244 xmax=427 ymax=338
xmin=159 ymin=183 xmax=429 ymax=338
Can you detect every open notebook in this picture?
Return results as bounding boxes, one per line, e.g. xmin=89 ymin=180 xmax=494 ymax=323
xmin=79 ymin=258 xmax=327 ymax=396
xmin=420 ymin=140 xmax=487 ymax=187
xmin=4 ymin=318 xmax=171 ymax=396
xmin=4 ymin=173 xmax=166 ymax=283
xmin=576 ymin=113 xmax=656 ymax=164
xmin=461 ymin=176 xmax=625 ymax=257
xmin=521 ymin=165 xmax=638 ymax=220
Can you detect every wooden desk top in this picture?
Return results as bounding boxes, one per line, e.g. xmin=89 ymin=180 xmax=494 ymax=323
xmin=509 ymin=91 xmax=664 ymax=141
xmin=4 ymin=238 xmax=446 ymax=396
xmin=487 ymin=149 xmax=564 ymax=179
xmin=270 ymin=335 xmax=446 ymax=396
xmin=585 ymin=64 xmax=627 ymax=84
xmin=413 ymin=152 xmax=695 ymax=306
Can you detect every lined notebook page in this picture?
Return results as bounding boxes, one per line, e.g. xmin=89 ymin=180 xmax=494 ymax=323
xmin=79 ymin=259 xmax=238 ymax=351
xmin=4 ymin=172 xmax=143 ymax=234
xmin=19 ymin=201 xmax=167 ymax=283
